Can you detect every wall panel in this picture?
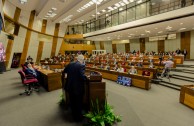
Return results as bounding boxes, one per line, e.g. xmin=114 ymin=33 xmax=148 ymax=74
xmin=165 ymin=33 xmax=180 ymax=52
xmin=116 ymin=44 xmax=125 ymax=53
xmin=0 ymin=31 xmax=8 ymax=50
xmin=41 ymin=42 xmax=52 ymax=60
xmin=33 ymin=17 xmax=42 ymax=32
xmin=95 ymin=41 xmax=100 ymax=50
xmin=190 ymin=31 xmax=194 ymax=59
xmin=55 ymin=38 xmax=63 ymax=55
xmin=45 ymin=21 xmax=55 ymax=35
xmin=18 ymin=10 xmax=30 ymax=27
xmin=3 ymin=0 xmax=16 ymax=19
xmin=145 ymin=41 xmax=158 ymax=52
xmin=104 ymin=41 xmax=112 ymax=53
xmin=26 ymin=32 xmax=39 ymax=62
xmin=130 ymin=39 xmax=140 ymax=52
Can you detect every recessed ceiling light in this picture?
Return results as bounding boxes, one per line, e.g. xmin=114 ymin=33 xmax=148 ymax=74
xmin=137 ymin=0 xmax=142 ymax=4
xmin=51 ymin=7 xmax=57 ymax=11
xmin=115 ymin=3 xmax=121 ymax=7
xmin=141 ymin=34 xmax=145 ymax=36
xmin=102 ymin=9 xmax=106 ymax=12
xmin=155 ymin=28 xmax=158 ymax=29
xmin=166 ymin=26 xmax=172 ymax=29
xmin=180 ymin=23 xmax=183 ymax=25
xmin=130 ymin=0 xmax=134 ymax=2
xmin=179 ymin=28 xmax=186 ymax=31
xmin=123 ymin=0 xmax=129 ymax=4
xmin=119 ymin=8 xmax=123 ymax=11
xmin=158 ymin=31 xmax=163 ymax=33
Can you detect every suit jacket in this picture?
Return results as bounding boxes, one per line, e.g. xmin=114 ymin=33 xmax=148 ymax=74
xmin=64 ymin=61 xmax=86 ymax=95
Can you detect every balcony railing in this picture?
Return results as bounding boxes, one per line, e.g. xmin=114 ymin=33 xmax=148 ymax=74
xmin=66 ymin=0 xmax=193 ymax=35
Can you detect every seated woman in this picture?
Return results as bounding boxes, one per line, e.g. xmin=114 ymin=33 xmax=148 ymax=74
xmin=117 ymin=65 xmax=124 ymax=72
xmin=128 ymin=66 xmax=137 ymax=74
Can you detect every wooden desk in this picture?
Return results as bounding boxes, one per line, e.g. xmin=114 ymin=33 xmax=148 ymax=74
xmin=86 ymin=67 xmax=151 ymax=90
xmin=180 ymin=85 xmax=194 ymax=109
xmin=39 ymin=69 xmax=62 ymax=91
xmin=40 ymin=63 xmax=65 ymax=69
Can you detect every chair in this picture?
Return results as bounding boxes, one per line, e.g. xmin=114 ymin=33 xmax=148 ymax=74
xmin=18 ymin=70 xmax=38 ymax=95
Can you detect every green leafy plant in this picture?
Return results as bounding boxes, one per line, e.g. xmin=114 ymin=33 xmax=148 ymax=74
xmin=84 ymin=99 xmax=121 ymax=126
xmin=58 ymin=93 xmax=65 ymax=105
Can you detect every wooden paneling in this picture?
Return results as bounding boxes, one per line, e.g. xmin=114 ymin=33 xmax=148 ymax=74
xmin=36 ymin=41 xmax=44 ymax=63
xmin=2 ymin=0 xmax=5 ymax=5
xmin=64 ymin=34 xmax=83 ymax=39
xmin=60 ymin=43 xmax=96 ymax=54
xmin=41 ymin=19 xmax=47 ymax=33
xmin=181 ymin=31 xmax=190 ymax=59
xmin=112 ymin=44 xmax=117 ymax=53
xmin=5 ymin=39 xmax=14 ymax=67
xmin=20 ymin=10 xmax=35 ymax=65
xmin=125 ymin=43 xmax=130 ymax=53
xmin=51 ymin=23 xmax=60 ymax=57
xmin=100 ymin=41 xmax=104 ymax=50
xmin=140 ymin=38 xmax=145 ymax=53
xmin=13 ymin=7 xmax=21 ymax=22
xmin=180 ymin=85 xmax=194 ymax=109
xmin=158 ymin=40 xmax=165 ymax=53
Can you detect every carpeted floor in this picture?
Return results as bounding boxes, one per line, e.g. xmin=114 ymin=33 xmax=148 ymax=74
xmin=0 ymin=65 xmax=194 ymax=126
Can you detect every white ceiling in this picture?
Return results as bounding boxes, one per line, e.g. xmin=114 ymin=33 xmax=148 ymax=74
xmin=7 ymin=0 xmax=194 ymax=41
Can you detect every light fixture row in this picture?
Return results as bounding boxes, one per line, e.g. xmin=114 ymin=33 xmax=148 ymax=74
xmin=44 ymin=7 xmax=57 ymax=19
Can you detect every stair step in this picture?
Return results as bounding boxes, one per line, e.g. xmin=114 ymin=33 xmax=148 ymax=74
xmin=157 ymin=82 xmax=180 ymax=91
xmin=171 ymin=76 xmax=194 ymax=83
xmin=172 ymin=74 xmax=194 ymax=80
xmin=161 ymin=80 xmax=181 ymax=87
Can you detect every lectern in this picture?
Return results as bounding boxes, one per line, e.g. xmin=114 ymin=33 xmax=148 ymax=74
xmin=62 ymin=70 xmax=106 ymax=110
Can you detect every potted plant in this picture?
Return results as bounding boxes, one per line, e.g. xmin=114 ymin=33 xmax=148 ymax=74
xmin=84 ymin=99 xmax=121 ymax=126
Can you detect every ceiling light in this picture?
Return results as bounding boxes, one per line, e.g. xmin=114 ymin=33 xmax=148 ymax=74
xmin=123 ymin=0 xmax=129 ymax=4
xmin=129 ymin=0 xmax=134 ymax=2
xmin=128 ymin=36 xmax=131 ymax=37
xmin=114 ymin=7 xmax=118 ymax=9
xmin=19 ymin=0 xmax=27 ymax=4
xmin=50 ymin=13 xmax=57 ymax=18
xmin=108 ymin=6 xmax=114 ymax=10
xmin=119 ymin=2 xmax=125 ymax=6
xmin=47 ymin=13 xmax=52 ymax=16
xmin=179 ymin=28 xmax=186 ymax=31
xmin=137 ymin=0 xmax=142 ymax=4
xmin=115 ymin=3 xmax=121 ymax=7
xmin=166 ymin=26 xmax=172 ymax=29
xmin=141 ymin=34 xmax=145 ymax=36
xmin=51 ymin=7 xmax=57 ymax=11
xmin=48 ymin=10 xmax=53 ymax=13
xmin=92 ymin=15 xmax=95 ymax=17
xmin=97 ymin=12 xmax=100 ymax=15
xmin=155 ymin=28 xmax=158 ymax=29
xmin=119 ymin=8 xmax=123 ymax=11
xmin=102 ymin=9 xmax=106 ymax=12
xmin=158 ymin=31 xmax=163 ymax=33
xmin=180 ymin=23 xmax=183 ymax=25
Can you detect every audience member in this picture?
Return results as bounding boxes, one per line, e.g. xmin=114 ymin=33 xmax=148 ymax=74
xmin=117 ymin=65 xmax=124 ymax=72
xmin=128 ymin=66 xmax=137 ymax=74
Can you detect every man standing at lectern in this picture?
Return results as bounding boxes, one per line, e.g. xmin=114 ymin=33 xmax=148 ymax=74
xmin=64 ymin=54 xmax=86 ymax=122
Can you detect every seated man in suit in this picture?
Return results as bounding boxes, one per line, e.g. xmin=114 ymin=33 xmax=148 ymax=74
xmin=25 ymin=63 xmax=38 ymax=78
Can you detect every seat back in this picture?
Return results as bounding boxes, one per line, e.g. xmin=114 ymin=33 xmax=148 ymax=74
xmin=21 ymin=64 xmax=27 ymax=71
xmin=18 ymin=70 xmax=26 ymax=84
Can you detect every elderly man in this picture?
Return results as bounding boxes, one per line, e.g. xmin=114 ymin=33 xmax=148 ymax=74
xmin=63 ymin=54 xmax=87 ymax=122
xmin=161 ymin=58 xmax=174 ymax=77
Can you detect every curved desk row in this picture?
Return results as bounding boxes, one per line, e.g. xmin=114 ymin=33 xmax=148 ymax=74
xmin=86 ymin=67 xmax=151 ymax=90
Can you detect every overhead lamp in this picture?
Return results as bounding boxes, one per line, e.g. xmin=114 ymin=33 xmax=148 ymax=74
xmin=19 ymin=0 xmax=28 ymax=4
xmin=102 ymin=9 xmax=106 ymax=12
xmin=123 ymin=0 xmax=129 ymax=4
xmin=51 ymin=7 xmax=57 ymax=11
xmin=92 ymin=0 xmax=103 ymax=5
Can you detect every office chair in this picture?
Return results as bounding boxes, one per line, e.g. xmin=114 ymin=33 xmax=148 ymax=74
xmin=18 ymin=70 xmax=38 ymax=95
